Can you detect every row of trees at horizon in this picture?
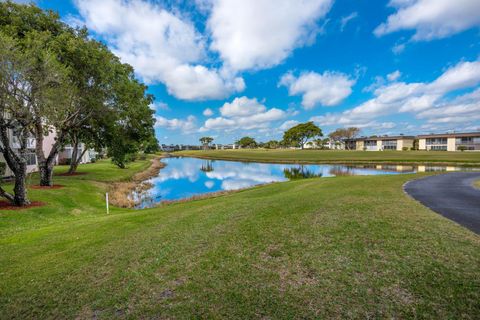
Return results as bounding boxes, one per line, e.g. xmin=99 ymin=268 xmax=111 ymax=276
xmin=0 ymin=2 xmax=158 ymax=206
xmin=199 ymin=122 xmax=361 ymax=150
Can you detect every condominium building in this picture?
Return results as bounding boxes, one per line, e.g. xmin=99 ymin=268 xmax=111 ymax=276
xmin=418 ymin=132 xmax=480 ymax=151
xmin=350 ymin=135 xmax=415 ymax=151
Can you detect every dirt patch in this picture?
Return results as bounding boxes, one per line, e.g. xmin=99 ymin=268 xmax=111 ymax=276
xmin=57 ymin=172 xmax=88 ymax=176
xmin=0 ymin=201 xmax=46 ymax=210
xmin=109 ymin=157 xmax=166 ymax=208
xmin=30 ymin=184 xmax=65 ymax=189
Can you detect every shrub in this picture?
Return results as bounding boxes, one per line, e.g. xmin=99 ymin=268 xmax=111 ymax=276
xmin=139 ymin=154 xmax=147 ymax=160
xmin=457 ymin=145 xmax=467 ymax=152
xmin=90 ymin=158 xmax=96 ymax=163
xmin=402 ymin=147 xmax=409 ymax=151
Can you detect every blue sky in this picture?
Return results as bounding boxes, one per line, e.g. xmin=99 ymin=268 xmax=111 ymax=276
xmin=32 ymin=0 xmax=480 ymax=144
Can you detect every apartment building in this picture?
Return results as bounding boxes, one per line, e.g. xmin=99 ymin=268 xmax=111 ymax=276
xmin=351 ymin=135 xmax=415 ymax=151
xmin=1 ymin=130 xmax=96 ymax=178
xmin=418 ymin=132 xmax=480 ymax=151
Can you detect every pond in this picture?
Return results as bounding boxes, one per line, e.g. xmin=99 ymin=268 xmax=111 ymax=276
xmin=134 ymin=157 xmax=476 ymax=208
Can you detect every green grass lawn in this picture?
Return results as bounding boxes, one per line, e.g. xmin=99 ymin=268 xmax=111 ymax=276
xmin=177 ymin=149 xmax=480 ymax=165
xmin=0 ymin=158 xmax=479 ymax=318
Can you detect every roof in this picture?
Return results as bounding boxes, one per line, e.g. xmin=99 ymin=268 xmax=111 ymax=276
xmin=417 ymin=132 xmax=480 ymax=139
xmin=352 ymin=135 xmax=415 ymax=141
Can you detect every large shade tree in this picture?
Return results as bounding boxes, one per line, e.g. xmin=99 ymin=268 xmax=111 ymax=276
xmin=0 ymin=1 xmax=156 ymax=182
xmin=236 ymin=136 xmax=257 ymax=148
xmin=0 ymin=32 xmax=67 ymax=205
xmin=283 ymin=121 xmax=322 ymax=149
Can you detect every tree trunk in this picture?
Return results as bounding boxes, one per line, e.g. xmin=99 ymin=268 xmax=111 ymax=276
xmin=68 ymin=147 xmax=87 ymax=174
xmin=13 ymin=162 xmax=30 ymax=206
xmin=39 ymin=162 xmax=54 ymax=187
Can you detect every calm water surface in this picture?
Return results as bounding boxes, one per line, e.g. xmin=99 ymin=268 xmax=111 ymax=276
xmin=135 ymin=157 xmax=475 ymax=208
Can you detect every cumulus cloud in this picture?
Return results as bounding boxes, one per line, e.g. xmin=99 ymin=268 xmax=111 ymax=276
xmin=201 ymin=96 xmax=286 ymax=132
xmin=311 ymin=60 xmax=480 ymax=130
xmin=203 ymin=108 xmax=214 ymax=116
xmin=375 ymin=0 xmax=480 ymax=41
xmin=73 ymin=0 xmax=244 ymax=100
xmin=155 ymin=115 xmax=197 ymax=133
xmin=279 ymin=71 xmax=355 ymax=109
xmin=207 ymin=0 xmax=333 ymax=71
xmin=219 ymin=96 xmax=266 ymax=117
xmin=279 ymin=120 xmax=300 ymax=131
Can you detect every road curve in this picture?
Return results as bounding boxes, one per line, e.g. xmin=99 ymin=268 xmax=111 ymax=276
xmin=404 ymin=172 xmax=480 ymax=235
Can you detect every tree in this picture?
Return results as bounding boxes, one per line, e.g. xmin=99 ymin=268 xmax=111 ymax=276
xmin=1 ymin=2 xmax=155 ymax=180
xmin=283 ymin=121 xmax=322 ymax=149
xmin=328 ymin=127 xmax=360 ymax=150
xmin=236 ymin=136 xmax=257 ymax=148
xmin=199 ymin=137 xmax=213 ymax=150
xmin=0 ymin=32 xmax=67 ymax=205
xmin=264 ymin=140 xmax=279 ymax=149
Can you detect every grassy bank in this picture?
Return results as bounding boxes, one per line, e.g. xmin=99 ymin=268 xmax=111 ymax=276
xmin=176 ymin=149 xmax=480 ymax=165
xmin=0 ymin=159 xmax=479 ymax=318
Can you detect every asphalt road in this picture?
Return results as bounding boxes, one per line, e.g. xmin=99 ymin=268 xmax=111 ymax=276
xmin=404 ymin=172 xmax=480 ymax=235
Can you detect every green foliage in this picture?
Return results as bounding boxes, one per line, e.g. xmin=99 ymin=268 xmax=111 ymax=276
xmin=458 ymin=146 xmax=467 ymax=152
xmin=199 ymin=137 xmax=214 ymax=149
xmin=402 ymin=147 xmax=409 ymax=151
xmin=236 ymin=136 xmax=257 ymax=148
xmin=264 ymin=140 xmax=280 ymax=149
xmin=283 ymin=121 xmax=322 ymax=149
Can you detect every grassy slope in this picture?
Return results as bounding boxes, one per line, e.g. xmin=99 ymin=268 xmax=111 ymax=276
xmin=176 ymin=149 xmax=480 ymax=164
xmin=0 ymin=159 xmax=479 ymax=318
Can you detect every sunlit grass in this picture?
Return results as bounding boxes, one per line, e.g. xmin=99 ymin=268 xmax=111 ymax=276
xmin=0 ymin=158 xmax=479 ymax=318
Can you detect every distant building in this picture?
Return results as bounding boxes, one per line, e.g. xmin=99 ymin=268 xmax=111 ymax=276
xmin=349 ymin=135 xmax=415 ymax=151
xmin=303 ymin=139 xmax=345 ymax=150
xmin=418 ymin=132 xmax=480 ymax=151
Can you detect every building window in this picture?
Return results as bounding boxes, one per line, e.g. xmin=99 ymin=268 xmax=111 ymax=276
xmin=426 ymin=138 xmax=447 ymax=145
xmin=430 ymin=145 xmax=447 ymax=151
xmin=382 ymin=140 xmax=397 ymax=150
xmin=25 ymin=152 xmax=37 ymax=166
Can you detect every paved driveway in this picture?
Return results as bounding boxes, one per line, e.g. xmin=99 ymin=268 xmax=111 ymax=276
xmin=404 ymin=172 xmax=480 ymax=235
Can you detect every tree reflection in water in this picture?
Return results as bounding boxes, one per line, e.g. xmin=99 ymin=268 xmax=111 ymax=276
xmin=328 ymin=165 xmax=356 ymax=176
xmin=283 ymin=166 xmax=322 ymax=180
xmin=200 ymin=160 xmax=215 ymax=173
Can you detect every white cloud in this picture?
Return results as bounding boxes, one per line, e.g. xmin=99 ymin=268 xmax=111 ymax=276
xmin=279 ymin=120 xmax=300 ymax=131
xmin=279 ymin=71 xmax=355 ymax=109
xmin=74 ymin=0 xmax=244 ymax=100
xmin=310 ymin=60 xmax=480 ymax=130
xmin=155 ymin=115 xmax=197 ymax=133
xmin=375 ymin=0 xmax=480 ymax=41
xmin=340 ymin=12 xmax=358 ymax=32
xmin=219 ymin=96 xmax=266 ymax=117
xmin=201 ymin=96 xmax=286 ymax=132
xmin=207 ymin=0 xmax=333 ymax=71
xmin=203 ymin=108 xmax=214 ymax=116
xmin=150 ymin=102 xmax=170 ymax=111
xmin=387 ymin=70 xmax=401 ymax=82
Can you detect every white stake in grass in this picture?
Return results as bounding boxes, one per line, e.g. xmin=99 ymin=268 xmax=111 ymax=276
xmin=106 ymin=192 xmax=109 ymax=214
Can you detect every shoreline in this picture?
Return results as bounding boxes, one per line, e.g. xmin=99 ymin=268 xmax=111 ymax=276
xmin=109 ymin=156 xmax=166 ymax=208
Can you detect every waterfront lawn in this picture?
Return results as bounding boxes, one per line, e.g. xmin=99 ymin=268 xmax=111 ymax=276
xmin=177 ymin=149 xmax=480 ymax=164
xmin=0 ymin=159 xmax=479 ymax=318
